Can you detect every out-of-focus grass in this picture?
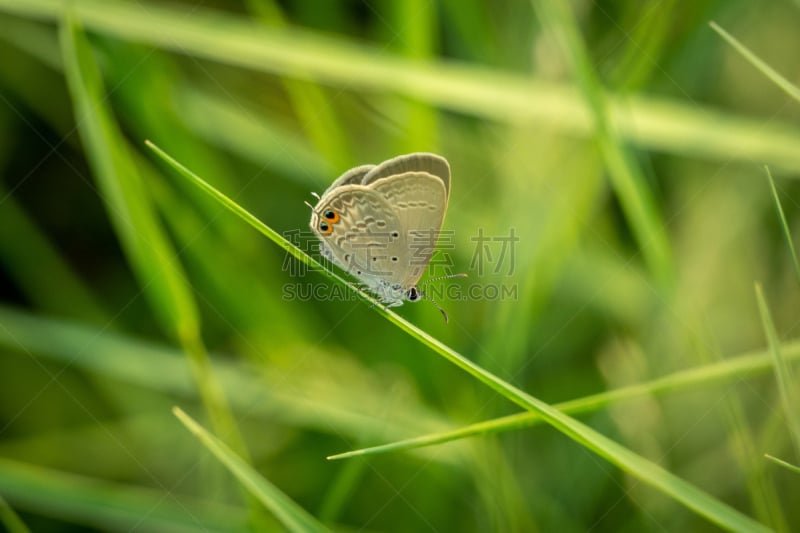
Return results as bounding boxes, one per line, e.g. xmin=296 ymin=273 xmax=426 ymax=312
xmin=174 ymin=407 xmax=328 ymax=533
xmin=0 ymin=0 xmax=799 ymax=531
xmin=0 ymin=458 xmax=250 ymax=532
xmin=328 ymin=339 xmax=800 ymax=459
xmin=59 ymin=15 xmax=263 ymax=526
xmin=149 ymin=139 xmax=769 ymax=531
xmin=710 ymin=21 xmax=800 ymax=104
xmin=766 ymin=454 xmax=800 ymax=476
xmin=756 ymin=284 xmax=800 ymax=460
xmin=0 ymin=494 xmax=30 ymax=533
xmin=766 ymin=166 xmax=800 ymax=285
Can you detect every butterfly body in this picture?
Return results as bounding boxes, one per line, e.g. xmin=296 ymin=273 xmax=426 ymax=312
xmin=309 ymin=153 xmax=451 ymax=307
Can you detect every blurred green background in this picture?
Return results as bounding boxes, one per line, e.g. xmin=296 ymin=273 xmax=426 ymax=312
xmin=1 ymin=0 xmax=799 ymax=531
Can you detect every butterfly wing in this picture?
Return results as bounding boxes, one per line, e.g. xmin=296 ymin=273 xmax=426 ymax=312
xmin=310 ymin=153 xmax=451 ymax=302
xmin=310 ymin=186 xmax=404 ymax=285
xmin=368 ymin=172 xmax=448 ymax=288
xmin=362 ymin=153 xmax=450 ymax=198
xmin=323 ymin=164 xmax=375 ymax=195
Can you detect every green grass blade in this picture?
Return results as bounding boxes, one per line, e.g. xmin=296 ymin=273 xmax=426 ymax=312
xmin=392 ymin=0 xmax=439 ymax=153
xmin=3 ymin=0 xmax=800 ymax=171
xmin=755 ymin=283 xmax=800 ymax=459
xmin=173 ymin=407 xmax=330 ymax=533
xmin=316 ymin=460 xmax=367 ymax=524
xmin=765 ymin=166 xmax=800 ymax=285
xmin=329 ymin=340 xmax=800 ymax=459
xmin=0 ymin=458 xmax=247 ymax=531
xmin=532 ymin=0 xmax=672 ymax=286
xmin=722 ymin=392 xmax=790 ymax=532
xmin=60 ymin=12 xmax=255 ymax=515
xmin=696 ymin=330 xmax=791 ymax=533
xmin=149 ymin=143 xmax=769 ymax=532
xmin=245 ymin=0 xmax=352 ymax=169
xmin=710 ymin=21 xmax=800 ymax=104
xmin=60 ymin=9 xmax=240 ymax=436
xmin=610 ymin=0 xmax=676 ymax=90
xmin=145 ymin=141 xmax=356 ymax=291
xmin=765 ymin=454 xmax=800 ymax=475
xmin=60 ymin=12 xmax=198 ymax=344
xmin=0 ymin=495 xmax=31 ymax=533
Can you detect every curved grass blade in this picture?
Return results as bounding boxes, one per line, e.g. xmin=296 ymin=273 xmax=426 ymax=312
xmin=765 ymin=166 xmax=800 ymax=285
xmin=328 ymin=339 xmax=800 ymax=460
xmin=145 ymin=141 xmax=365 ymax=297
xmin=755 ymin=284 xmax=800 ymax=459
xmin=60 ymin=12 xmax=198 ymax=346
xmin=765 ymin=454 xmax=800 ymax=476
xmin=148 ymin=142 xmax=770 ymax=532
xmin=60 ymin=13 xmax=259 ymax=523
xmin=173 ymin=407 xmax=329 ymax=533
xmin=710 ymin=21 xmax=800 ymax=104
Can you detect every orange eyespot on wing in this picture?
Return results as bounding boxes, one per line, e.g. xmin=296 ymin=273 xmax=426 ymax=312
xmin=323 ymin=209 xmax=340 ymax=223
xmin=318 ymin=221 xmax=333 ymax=235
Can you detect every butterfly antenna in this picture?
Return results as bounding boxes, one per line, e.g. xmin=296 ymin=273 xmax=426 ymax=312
xmin=419 ymin=272 xmax=468 ymax=288
xmin=306 ymin=192 xmax=322 ymax=213
xmin=421 ymin=290 xmax=450 ymax=323
xmin=419 ymin=273 xmax=467 ymax=323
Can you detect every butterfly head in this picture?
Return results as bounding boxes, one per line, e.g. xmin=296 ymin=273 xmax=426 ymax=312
xmin=407 ymin=273 xmax=468 ymax=323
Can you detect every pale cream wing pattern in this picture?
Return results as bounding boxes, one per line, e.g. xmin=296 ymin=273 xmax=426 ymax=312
xmin=369 ymin=172 xmax=448 ymax=288
xmin=310 ymin=153 xmax=452 ymax=306
xmin=362 ymin=153 xmax=450 ymax=197
xmin=310 ymin=186 xmax=405 ymax=284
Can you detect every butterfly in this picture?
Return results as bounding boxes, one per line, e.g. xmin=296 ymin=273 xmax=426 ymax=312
xmin=308 ymin=153 xmax=463 ymax=321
